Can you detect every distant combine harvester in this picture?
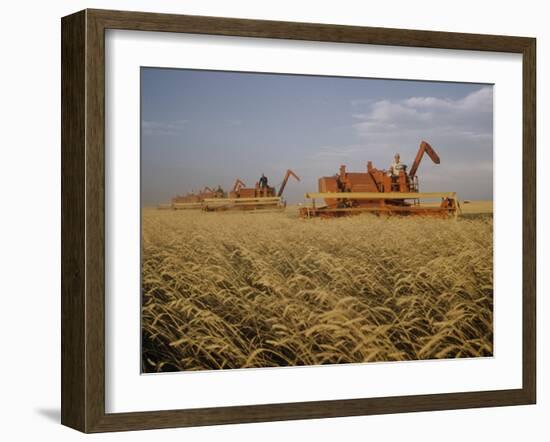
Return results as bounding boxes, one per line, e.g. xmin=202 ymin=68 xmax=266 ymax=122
xmin=158 ymin=169 xmax=300 ymax=212
xmin=159 ymin=186 xmax=225 ymax=210
xmin=203 ymin=169 xmax=300 ymax=211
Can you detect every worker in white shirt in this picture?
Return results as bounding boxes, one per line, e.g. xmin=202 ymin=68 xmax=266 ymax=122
xmin=388 ymin=153 xmax=406 ymax=176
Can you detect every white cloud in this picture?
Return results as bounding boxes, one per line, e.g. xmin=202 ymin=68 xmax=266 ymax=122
xmin=352 ymin=86 xmax=493 ymax=141
xmin=142 ymin=119 xmax=189 ymax=136
xmin=308 ymin=86 xmax=493 ymax=199
xmin=404 ymin=87 xmax=493 ymax=112
xmin=350 ymin=98 xmax=375 ymax=107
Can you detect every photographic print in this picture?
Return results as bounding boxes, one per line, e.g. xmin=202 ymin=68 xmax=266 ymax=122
xmin=140 ymin=68 xmax=493 ymax=373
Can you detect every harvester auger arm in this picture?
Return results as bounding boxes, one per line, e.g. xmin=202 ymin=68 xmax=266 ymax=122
xmin=232 ymin=178 xmax=246 ymax=192
xmin=277 ymin=169 xmax=301 ymax=197
xmin=409 ymin=141 xmax=440 ymax=178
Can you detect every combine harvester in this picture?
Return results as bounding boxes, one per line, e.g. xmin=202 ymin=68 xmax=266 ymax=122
xmin=160 ymin=186 xmax=225 ymax=210
xmin=203 ymin=170 xmax=300 ymax=211
xmin=299 ymin=141 xmax=459 ymax=218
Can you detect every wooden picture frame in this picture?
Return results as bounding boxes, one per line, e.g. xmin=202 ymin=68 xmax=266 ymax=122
xmin=61 ymin=8 xmax=536 ymax=433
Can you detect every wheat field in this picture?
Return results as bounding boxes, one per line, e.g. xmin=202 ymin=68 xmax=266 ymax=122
xmin=141 ymin=207 xmax=493 ymax=372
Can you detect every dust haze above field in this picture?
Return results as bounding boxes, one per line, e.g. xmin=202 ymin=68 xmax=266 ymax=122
xmin=141 ymin=68 xmax=493 ymax=205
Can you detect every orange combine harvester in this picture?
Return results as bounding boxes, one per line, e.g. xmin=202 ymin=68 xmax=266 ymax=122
xmin=299 ymin=141 xmax=459 ymax=218
xmin=203 ymin=169 xmax=300 ymax=211
xmin=166 ymin=186 xmax=225 ymax=210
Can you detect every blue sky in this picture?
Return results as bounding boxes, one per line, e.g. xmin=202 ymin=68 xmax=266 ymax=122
xmin=141 ymin=68 xmax=493 ymax=205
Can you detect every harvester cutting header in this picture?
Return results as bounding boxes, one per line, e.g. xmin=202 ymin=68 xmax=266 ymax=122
xmin=299 ymin=141 xmax=459 ymax=218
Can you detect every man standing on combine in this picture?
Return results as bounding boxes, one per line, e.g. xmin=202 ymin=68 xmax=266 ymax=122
xmin=259 ymin=173 xmax=268 ymax=196
xmin=388 ymin=153 xmax=407 ymax=191
xmin=388 ymin=153 xmax=406 ymax=177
